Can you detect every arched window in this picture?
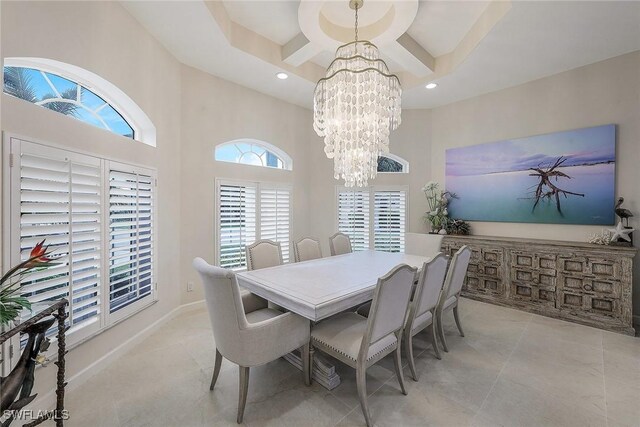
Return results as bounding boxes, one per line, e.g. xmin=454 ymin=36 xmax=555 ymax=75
xmin=3 ymin=58 xmax=156 ymax=146
xmin=377 ymin=154 xmax=409 ymax=173
xmin=215 ymin=139 xmax=293 ymax=170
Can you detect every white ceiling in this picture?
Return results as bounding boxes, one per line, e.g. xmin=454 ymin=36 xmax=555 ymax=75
xmin=223 ymin=1 xmax=300 ymax=45
xmin=408 ymin=1 xmax=490 ymax=57
xmin=122 ymin=1 xmax=640 ymax=110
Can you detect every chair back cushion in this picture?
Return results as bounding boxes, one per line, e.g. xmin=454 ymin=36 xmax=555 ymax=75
xmin=193 ymin=258 xmax=247 ymax=359
xmin=413 ymin=253 xmax=448 ymax=319
xmin=445 ymin=246 xmax=472 ymax=299
xmin=329 ymin=232 xmax=352 ymax=256
xmin=246 ymin=239 xmax=283 ymax=270
xmin=405 ymin=232 xmax=443 ymax=257
xmin=294 ymin=237 xmax=322 ymax=262
xmin=366 ymin=264 xmax=417 ymax=345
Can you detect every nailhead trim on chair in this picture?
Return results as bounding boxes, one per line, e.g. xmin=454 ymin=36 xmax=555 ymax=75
xmin=310 ymin=336 xmax=396 ymax=363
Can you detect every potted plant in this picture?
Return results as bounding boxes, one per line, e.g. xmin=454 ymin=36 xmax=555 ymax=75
xmin=1 ymin=240 xmax=57 ymax=326
xmin=422 ymin=181 xmax=457 ymax=234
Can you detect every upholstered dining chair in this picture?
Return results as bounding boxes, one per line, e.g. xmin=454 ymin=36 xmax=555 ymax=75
xmin=405 ymin=232 xmax=444 ymax=258
xmin=329 ymin=232 xmax=352 ymax=256
xmin=193 ymin=258 xmax=311 ymax=424
xmin=293 ymin=237 xmax=322 ymax=262
xmin=246 ymin=239 xmax=283 ymax=271
xmin=435 ymin=245 xmax=471 ymax=352
xmin=310 ymin=264 xmax=417 ymax=427
xmin=403 ymin=253 xmax=448 ymax=380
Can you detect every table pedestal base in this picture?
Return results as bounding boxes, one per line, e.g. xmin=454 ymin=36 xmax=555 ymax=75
xmin=283 ymin=350 xmax=340 ymax=390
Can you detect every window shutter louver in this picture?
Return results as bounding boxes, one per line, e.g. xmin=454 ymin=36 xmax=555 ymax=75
xmin=260 ymin=187 xmax=291 ymax=262
xmin=18 ymin=146 xmax=102 ymax=333
xmin=374 ymin=190 xmax=406 ymax=253
xmin=108 ymin=169 xmax=154 ymax=313
xmin=337 ymin=190 xmax=370 ymax=251
xmin=218 ymin=183 xmax=257 ymax=270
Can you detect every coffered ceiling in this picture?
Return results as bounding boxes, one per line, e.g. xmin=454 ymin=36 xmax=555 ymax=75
xmin=122 ymin=0 xmax=640 ymax=109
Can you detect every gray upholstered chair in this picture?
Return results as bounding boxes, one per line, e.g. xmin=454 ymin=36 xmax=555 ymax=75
xmin=405 ymin=232 xmax=444 ymax=258
xmin=403 ymin=253 xmax=448 ymax=380
xmin=436 ymin=245 xmax=471 ymax=352
xmin=193 ymin=258 xmax=311 ymax=424
xmin=329 ymin=232 xmax=352 ymax=256
xmin=293 ymin=237 xmax=322 ymax=262
xmin=246 ymin=239 xmax=283 ymax=271
xmin=310 ymin=264 xmax=417 ymax=427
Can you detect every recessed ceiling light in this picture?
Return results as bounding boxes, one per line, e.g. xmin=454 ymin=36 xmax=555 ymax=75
xmin=276 ymin=72 xmax=289 ymax=80
xmin=425 ymin=82 xmax=438 ymax=89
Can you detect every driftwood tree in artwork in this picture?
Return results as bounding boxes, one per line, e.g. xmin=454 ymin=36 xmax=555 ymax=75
xmin=529 ymin=156 xmax=584 ymax=215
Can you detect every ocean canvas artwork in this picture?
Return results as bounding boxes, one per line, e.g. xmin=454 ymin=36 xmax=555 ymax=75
xmin=446 ymin=124 xmax=616 ymax=225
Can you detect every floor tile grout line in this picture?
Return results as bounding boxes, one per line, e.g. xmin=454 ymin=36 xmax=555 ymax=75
xmin=470 ymin=313 xmax=533 ymax=423
xmin=601 ymin=331 xmax=609 ymax=427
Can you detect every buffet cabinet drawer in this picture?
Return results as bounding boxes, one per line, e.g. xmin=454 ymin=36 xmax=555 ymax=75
xmin=511 ymin=282 xmax=556 ymax=307
xmin=509 ymin=250 xmax=557 ymax=307
xmin=558 ymin=256 xmax=622 ymax=279
xmin=557 ymin=289 xmax=621 ymax=319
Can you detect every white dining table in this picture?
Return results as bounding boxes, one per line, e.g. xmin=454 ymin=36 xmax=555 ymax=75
xmin=237 ymin=250 xmax=429 ymax=321
xmin=236 ymin=250 xmax=430 ymax=389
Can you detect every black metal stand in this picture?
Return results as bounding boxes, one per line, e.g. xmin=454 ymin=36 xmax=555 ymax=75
xmin=0 ymin=300 xmax=68 ymax=426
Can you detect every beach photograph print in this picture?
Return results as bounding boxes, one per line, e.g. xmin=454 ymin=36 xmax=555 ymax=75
xmin=446 ymin=124 xmax=616 ymax=225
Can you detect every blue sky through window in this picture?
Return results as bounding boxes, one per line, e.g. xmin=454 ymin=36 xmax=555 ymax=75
xmin=215 ymin=141 xmax=288 ymax=170
xmin=3 ymin=66 xmax=134 ymax=139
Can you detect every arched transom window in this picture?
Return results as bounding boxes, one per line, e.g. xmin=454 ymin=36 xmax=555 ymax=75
xmin=3 ymin=58 xmax=156 ymax=145
xmin=377 ymin=154 xmax=409 ymax=173
xmin=215 ymin=139 xmax=293 ymax=170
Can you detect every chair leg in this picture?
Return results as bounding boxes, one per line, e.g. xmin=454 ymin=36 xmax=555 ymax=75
xmin=301 ymin=343 xmax=311 ymax=386
xmin=437 ymin=308 xmax=449 ymax=353
xmin=393 ymin=341 xmax=408 ymax=395
xmin=237 ymin=366 xmax=250 ymax=424
xmin=210 ymin=348 xmax=223 ymax=390
xmin=404 ymin=328 xmax=418 ymax=381
xmin=430 ymin=320 xmax=442 ymax=360
xmin=453 ymin=305 xmax=465 ymax=337
xmin=356 ymin=365 xmax=372 ymax=427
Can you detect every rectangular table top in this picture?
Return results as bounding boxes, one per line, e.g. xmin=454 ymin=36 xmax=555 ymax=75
xmin=236 ymin=250 xmax=429 ymax=321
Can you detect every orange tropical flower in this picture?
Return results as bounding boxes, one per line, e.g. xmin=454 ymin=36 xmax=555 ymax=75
xmin=25 ymin=240 xmax=53 ymax=267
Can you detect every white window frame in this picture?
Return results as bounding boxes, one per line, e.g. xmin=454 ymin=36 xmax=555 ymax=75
xmin=215 ymin=178 xmax=293 ymax=270
xmin=2 ymin=133 xmax=157 ymax=366
xmin=4 ymin=58 xmax=156 ymax=146
xmin=335 ymin=185 xmax=409 ymax=251
xmin=377 ymin=153 xmax=409 ymax=173
xmin=214 ymin=139 xmax=293 ymax=171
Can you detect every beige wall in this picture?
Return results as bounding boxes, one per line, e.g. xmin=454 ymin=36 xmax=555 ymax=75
xmin=1 ymin=0 xmax=182 ymax=393
xmin=179 ymin=64 xmax=316 ymax=304
xmin=307 ymin=109 xmax=433 ymax=256
xmin=430 ymin=51 xmax=640 ymax=314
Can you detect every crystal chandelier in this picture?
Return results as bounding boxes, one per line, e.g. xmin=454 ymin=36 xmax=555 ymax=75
xmin=313 ymin=0 xmax=402 ymax=187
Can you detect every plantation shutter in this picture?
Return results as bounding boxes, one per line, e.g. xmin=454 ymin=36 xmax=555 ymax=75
xmin=260 ymin=186 xmax=291 ymax=262
xmin=373 ymin=190 xmax=406 ymax=253
xmin=17 ymin=142 xmax=102 ymax=332
xmin=108 ymin=168 xmax=154 ymax=313
xmin=218 ymin=183 xmax=257 ymax=270
xmin=337 ymin=189 xmax=370 ymax=251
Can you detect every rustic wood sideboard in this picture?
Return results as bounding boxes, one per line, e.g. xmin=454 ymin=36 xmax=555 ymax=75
xmin=441 ymin=235 xmax=637 ymax=335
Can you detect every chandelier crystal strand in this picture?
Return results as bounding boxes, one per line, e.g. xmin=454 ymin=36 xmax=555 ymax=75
xmin=313 ymin=0 xmax=401 ymax=187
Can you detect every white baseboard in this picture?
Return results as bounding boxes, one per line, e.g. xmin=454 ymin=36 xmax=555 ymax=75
xmin=29 ymin=299 xmax=206 ymax=412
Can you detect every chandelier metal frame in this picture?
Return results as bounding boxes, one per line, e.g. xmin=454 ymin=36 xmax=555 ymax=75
xmin=313 ymin=0 xmax=402 ymax=188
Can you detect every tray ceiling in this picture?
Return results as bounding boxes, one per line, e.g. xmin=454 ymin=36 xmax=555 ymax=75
xmin=122 ymin=0 xmax=640 ymax=109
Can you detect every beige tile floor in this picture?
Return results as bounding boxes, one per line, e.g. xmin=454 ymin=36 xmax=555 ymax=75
xmin=64 ymin=298 xmax=640 ymax=427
